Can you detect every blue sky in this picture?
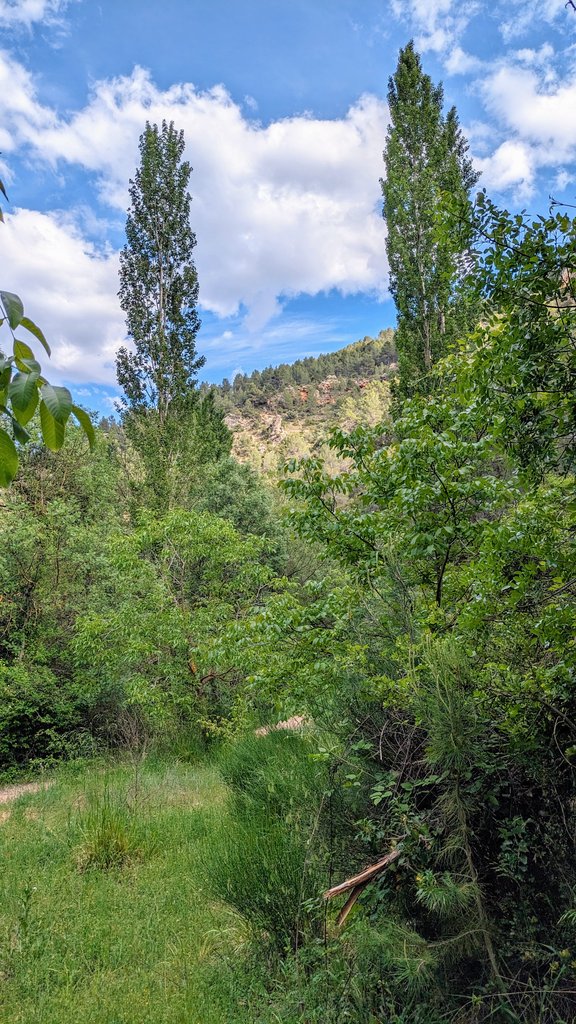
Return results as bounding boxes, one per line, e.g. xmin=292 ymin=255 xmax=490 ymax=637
xmin=2 ymin=0 xmax=576 ymax=413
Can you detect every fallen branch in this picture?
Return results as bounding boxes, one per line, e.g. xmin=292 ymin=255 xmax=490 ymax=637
xmin=324 ymin=848 xmax=401 ymax=928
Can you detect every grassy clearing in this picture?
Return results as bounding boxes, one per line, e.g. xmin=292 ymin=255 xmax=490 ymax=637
xmin=0 ymin=756 xmax=270 ymax=1024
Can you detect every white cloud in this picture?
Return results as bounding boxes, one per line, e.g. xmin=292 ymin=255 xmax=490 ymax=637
xmin=470 ymin=59 xmax=576 ymax=196
xmin=514 ymin=43 xmax=555 ymax=68
xmin=554 ymin=169 xmax=574 ymax=191
xmin=1 ymin=56 xmax=390 ymax=361
xmin=465 ymin=120 xmax=496 ymax=157
xmin=391 ymin=0 xmax=455 ymax=37
xmin=481 ymin=64 xmax=576 ymax=156
xmin=0 ymin=49 xmax=55 ymax=156
xmin=444 ymin=47 xmax=484 ymax=75
xmin=499 ymin=0 xmax=567 ymax=42
xmin=0 ymin=0 xmax=72 ymax=28
xmin=390 ymin=0 xmax=478 ymax=54
xmin=390 ymin=0 xmax=574 ymax=71
xmin=475 ymin=140 xmax=536 ymax=197
xmin=2 ymin=208 xmax=123 ymax=385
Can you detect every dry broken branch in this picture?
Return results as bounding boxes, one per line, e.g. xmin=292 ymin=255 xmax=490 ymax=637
xmin=324 ymin=848 xmax=401 ymax=927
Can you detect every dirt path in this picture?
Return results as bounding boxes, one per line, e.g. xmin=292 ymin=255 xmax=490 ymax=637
xmin=0 ymin=780 xmax=53 ymax=805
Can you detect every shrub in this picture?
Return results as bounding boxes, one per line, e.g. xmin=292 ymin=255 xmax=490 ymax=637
xmin=0 ymin=662 xmax=96 ymax=771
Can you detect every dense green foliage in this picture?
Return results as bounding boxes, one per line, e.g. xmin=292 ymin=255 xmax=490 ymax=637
xmin=1 ymin=50 xmax=575 ymax=1024
xmin=470 ymin=191 xmax=576 ymax=474
xmin=271 ymin=194 xmax=576 ymax=1020
xmin=0 ymin=428 xmax=285 ymax=771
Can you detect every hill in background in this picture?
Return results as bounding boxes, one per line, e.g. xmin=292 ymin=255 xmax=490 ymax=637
xmin=211 ymin=328 xmax=396 ymax=471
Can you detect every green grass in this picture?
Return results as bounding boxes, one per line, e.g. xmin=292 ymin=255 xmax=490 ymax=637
xmin=208 ymin=732 xmax=327 ymax=951
xmin=0 ymin=757 xmax=270 ymax=1024
xmin=0 ymin=735 xmax=351 ymax=1023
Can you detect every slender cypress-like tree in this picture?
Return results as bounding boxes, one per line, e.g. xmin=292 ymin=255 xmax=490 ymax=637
xmin=382 ymin=42 xmax=479 ymax=393
xmin=116 ymin=120 xmax=205 ymax=426
xmin=116 ymin=121 xmax=230 ymax=511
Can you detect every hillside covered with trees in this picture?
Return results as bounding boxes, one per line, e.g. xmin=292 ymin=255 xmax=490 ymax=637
xmin=212 ymin=328 xmax=396 ymax=469
xmin=0 ymin=42 xmax=575 ymax=1024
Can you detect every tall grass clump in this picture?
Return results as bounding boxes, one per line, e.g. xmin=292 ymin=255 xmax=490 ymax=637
xmin=205 ymin=729 xmax=327 ymax=951
xmin=70 ymin=783 xmax=143 ymax=871
xmin=217 ymin=728 xmax=324 ymax=819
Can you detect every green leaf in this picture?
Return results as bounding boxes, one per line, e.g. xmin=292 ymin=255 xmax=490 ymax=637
xmin=40 ymin=383 xmax=72 ymax=425
xmin=20 ymin=316 xmax=51 ymax=357
xmin=11 ymin=418 xmax=30 ymax=444
xmin=10 ymin=380 xmax=39 ymax=426
xmin=13 ymin=338 xmax=36 ymax=367
xmin=71 ymin=405 xmax=96 ymax=450
xmin=0 ymin=291 xmax=24 ymax=330
xmin=39 ymin=400 xmax=65 ymax=451
xmin=15 ymin=356 xmax=42 ymax=376
xmin=0 ymin=364 xmax=12 ymax=395
xmin=0 ymin=427 xmax=18 ymax=486
xmin=9 ymin=371 xmax=39 ymax=412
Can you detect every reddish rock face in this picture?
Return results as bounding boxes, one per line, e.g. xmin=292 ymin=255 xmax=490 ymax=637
xmin=316 ymin=375 xmax=338 ymax=406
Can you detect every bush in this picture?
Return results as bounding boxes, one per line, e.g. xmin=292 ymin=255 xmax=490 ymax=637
xmin=204 ymin=810 xmax=321 ymax=951
xmin=0 ymin=662 xmax=96 ymax=771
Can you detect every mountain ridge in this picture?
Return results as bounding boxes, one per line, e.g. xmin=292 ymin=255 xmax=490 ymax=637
xmin=211 ymin=328 xmax=396 ymax=471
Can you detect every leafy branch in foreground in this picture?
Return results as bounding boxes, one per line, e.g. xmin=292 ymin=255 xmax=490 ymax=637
xmin=0 ymin=184 xmax=95 ymax=486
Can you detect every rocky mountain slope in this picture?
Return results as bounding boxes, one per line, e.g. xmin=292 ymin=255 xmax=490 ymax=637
xmin=212 ymin=329 xmax=396 ymax=472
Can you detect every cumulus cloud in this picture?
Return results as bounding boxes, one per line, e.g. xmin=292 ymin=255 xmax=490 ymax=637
xmin=466 ymin=55 xmax=576 ymax=195
xmin=513 ymin=43 xmax=556 ymax=69
xmin=2 ymin=208 xmax=123 ymax=384
xmin=1 ymin=54 xmax=390 ymax=366
xmin=0 ymin=49 xmax=55 ymax=157
xmin=475 ymin=140 xmax=536 ymax=197
xmin=444 ymin=47 xmax=484 ymax=75
xmin=481 ymin=65 xmax=576 ymax=152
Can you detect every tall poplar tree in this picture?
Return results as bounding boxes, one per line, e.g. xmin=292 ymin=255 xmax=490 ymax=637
xmin=116 ymin=121 xmax=230 ymax=510
xmin=382 ymin=42 xmax=479 ymax=394
xmin=116 ymin=120 xmax=205 ymax=424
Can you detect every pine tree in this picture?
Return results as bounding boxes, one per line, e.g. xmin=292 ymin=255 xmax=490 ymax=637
xmin=116 ymin=120 xmax=205 ymax=424
xmin=381 ymin=42 xmax=479 ymax=394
